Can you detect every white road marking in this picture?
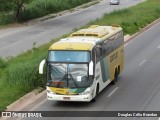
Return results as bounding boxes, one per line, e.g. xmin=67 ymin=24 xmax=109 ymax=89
xmin=157 ymin=45 xmax=160 ymax=49
xmin=124 ymin=39 xmax=133 ymax=46
xmin=124 ymin=43 xmax=129 ymax=46
xmin=158 ymin=117 xmax=160 ymax=120
xmin=107 ymin=87 xmax=118 ymax=97
xmin=139 ymin=60 xmax=146 ymax=66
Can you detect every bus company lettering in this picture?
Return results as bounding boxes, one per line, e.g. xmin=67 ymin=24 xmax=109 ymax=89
xmin=110 ymin=51 xmax=118 ymax=63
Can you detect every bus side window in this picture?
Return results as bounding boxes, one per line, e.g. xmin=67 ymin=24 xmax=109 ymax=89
xmin=102 ymin=40 xmax=110 ymax=56
xmin=118 ymin=31 xmax=124 ymax=47
xmin=120 ymin=31 xmax=124 ymax=45
xmin=108 ymin=36 xmax=115 ymax=52
xmin=92 ymin=48 xmax=96 ymax=63
xmin=114 ymin=33 xmax=120 ymax=48
xmin=95 ymin=44 xmax=102 ymax=62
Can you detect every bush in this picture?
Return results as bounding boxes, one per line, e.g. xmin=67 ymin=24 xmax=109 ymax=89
xmin=21 ymin=0 xmax=89 ymax=21
xmin=0 ymin=57 xmax=7 ymax=69
xmin=0 ymin=0 xmax=90 ymax=25
xmin=0 ymin=13 xmax=14 ymax=25
xmin=0 ymin=1 xmax=15 ymax=12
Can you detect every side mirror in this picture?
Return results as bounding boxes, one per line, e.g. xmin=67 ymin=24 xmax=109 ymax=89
xmin=89 ymin=61 xmax=93 ymax=75
xmin=39 ymin=59 xmax=46 ymax=74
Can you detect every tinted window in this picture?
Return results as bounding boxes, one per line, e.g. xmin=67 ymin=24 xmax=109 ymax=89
xmin=102 ymin=31 xmax=124 ymax=57
xmin=94 ymin=44 xmax=102 ymax=62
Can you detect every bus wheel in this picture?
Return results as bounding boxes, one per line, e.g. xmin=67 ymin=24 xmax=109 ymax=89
xmin=111 ymin=70 xmax=118 ymax=85
xmin=118 ymin=65 xmax=120 ymax=76
xmin=91 ymin=85 xmax=99 ymax=102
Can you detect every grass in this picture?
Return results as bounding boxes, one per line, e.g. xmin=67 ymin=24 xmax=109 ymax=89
xmin=0 ymin=0 xmax=160 ymax=112
xmin=89 ymin=0 xmax=160 ymax=34
xmin=0 ymin=36 xmax=64 ymax=111
xmin=0 ymin=43 xmax=48 ymax=111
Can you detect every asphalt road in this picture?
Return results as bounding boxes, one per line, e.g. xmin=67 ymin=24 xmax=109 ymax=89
xmin=0 ymin=0 xmax=144 ymax=58
xmin=8 ymin=19 xmax=160 ymax=120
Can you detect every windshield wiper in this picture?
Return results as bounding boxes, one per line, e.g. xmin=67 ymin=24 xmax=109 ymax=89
xmin=55 ymin=70 xmax=67 ymax=88
xmin=53 ymin=66 xmax=67 ymax=88
xmin=68 ymin=65 xmax=79 ymax=88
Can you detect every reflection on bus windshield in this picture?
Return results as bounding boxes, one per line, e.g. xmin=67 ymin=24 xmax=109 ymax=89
xmin=47 ymin=63 xmax=89 ymax=88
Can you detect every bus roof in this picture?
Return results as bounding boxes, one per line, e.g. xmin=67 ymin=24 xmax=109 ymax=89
xmin=49 ymin=25 xmax=122 ymax=51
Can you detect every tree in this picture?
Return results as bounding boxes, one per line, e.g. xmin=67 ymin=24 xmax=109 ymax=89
xmin=13 ymin=0 xmax=26 ymax=21
xmin=13 ymin=0 xmax=32 ymax=21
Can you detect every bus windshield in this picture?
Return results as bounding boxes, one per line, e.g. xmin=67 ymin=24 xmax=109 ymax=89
xmin=47 ymin=63 xmax=89 ymax=88
xmin=48 ymin=51 xmax=90 ymax=62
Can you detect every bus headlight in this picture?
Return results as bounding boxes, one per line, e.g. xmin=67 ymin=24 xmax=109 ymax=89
xmin=79 ymin=91 xmax=90 ymax=95
xmin=47 ymin=90 xmax=56 ymax=94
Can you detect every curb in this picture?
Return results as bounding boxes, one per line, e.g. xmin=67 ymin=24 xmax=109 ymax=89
xmin=6 ymin=88 xmax=45 ymax=111
xmin=124 ymin=34 xmax=131 ymax=42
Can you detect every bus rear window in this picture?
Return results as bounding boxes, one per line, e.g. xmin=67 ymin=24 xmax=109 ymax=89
xmin=48 ymin=51 xmax=90 ymax=62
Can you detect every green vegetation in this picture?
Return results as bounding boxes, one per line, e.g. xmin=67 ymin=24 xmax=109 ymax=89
xmin=0 ymin=1 xmax=15 ymax=12
xmin=0 ymin=0 xmax=92 ymax=26
xmin=0 ymin=58 xmax=7 ymax=69
xmin=90 ymin=0 xmax=160 ymax=34
xmin=0 ymin=0 xmax=160 ymax=111
xmin=0 ymin=42 xmax=49 ymax=111
xmin=0 ymin=36 xmax=64 ymax=111
xmin=21 ymin=0 xmax=91 ymax=21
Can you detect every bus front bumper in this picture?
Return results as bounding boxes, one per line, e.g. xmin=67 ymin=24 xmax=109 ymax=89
xmin=47 ymin=93 xmax=92 ymax=102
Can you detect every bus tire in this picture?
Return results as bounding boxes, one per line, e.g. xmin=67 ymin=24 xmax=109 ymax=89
xmin=118 ymin=65 xmax=120 ymax=76
xmin=91 ymin=84 xmax=99 ymax=102
xmin=111 ymin=70 xmax=118 ymax=85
